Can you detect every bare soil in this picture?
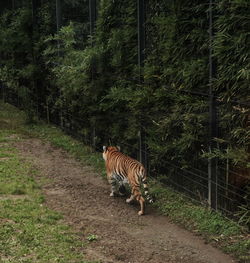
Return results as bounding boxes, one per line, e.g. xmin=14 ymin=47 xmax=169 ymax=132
xmin=15 ymin=138 xmax=237 ymax=263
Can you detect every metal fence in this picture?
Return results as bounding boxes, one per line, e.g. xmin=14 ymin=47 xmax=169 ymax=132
xmin=1 ymin=0 xmax=249 ymax=225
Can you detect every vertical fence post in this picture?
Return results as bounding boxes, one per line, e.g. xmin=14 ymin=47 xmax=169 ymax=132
xmin=55 ymin=0 xmax=63 ymax=127
xmin=89 ymin=0 xmax=96 ymax=41
xmin=56 ymin=0 xmax=62 ymax=34
xmin=31 ymin=0 xmax=39 ymax=117
xmin=138 ymin=130 xmax=142 ymax=163
xmin=1 ymin=82 xmax=5 ymax=102
xmin=138 ymin=130 xmax=148 ymax=174
xmin=208 ymin=0 xmax=218 ymax=210
xmin=89 ymin=0 xmax=96 ymax=148
xmin=46 ymin=95 xmax=50 ymax=124
xmin=137 ymin=0 xmax=146 ymax=167
xmin=138 ymin=0 xmax=145 ymax=81
xmin=226 ymin=147 xmax=229 ymax=198
xmin=9 ymin=0 xmax=15 ymax=106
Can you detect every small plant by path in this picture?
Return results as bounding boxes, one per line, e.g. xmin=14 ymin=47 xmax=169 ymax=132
xmin=87 ymin=235 xmax=98 ymax=242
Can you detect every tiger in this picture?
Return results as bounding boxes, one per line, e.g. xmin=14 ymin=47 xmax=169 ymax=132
xmin=102 ymin=146 xmax=153 ymax=215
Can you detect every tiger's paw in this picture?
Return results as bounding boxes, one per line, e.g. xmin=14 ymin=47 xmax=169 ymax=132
xmin=138 ymin=211 xmax=144 ymax=216
xmin=110 ymin=192 xmax=115 ymax=197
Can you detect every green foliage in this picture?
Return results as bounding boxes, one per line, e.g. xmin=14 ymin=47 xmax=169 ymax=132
xmin=0 ymin=7 xmax=32 ymax=90
xmin=213 ymin=0 xmax=250 ymax=166
xmin=236 ymin=186 xmax=250 ymax=229
xmin=214 ymin=0 xmax=250 ymax=101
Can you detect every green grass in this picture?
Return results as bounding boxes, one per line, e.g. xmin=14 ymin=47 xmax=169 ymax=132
xmin=1 ymin=101 xmax=249 ymax=262
xmin=0 ymin=102 xmax=98 ymax=263
xmin=0 ymin=149 xmax=39 ymax=196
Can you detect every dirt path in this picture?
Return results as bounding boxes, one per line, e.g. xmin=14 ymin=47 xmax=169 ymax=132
xmin=15 ymin=138 xmax=236 ymax=263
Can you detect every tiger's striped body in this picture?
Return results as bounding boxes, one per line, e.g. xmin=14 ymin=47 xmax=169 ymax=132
xmin=102 ymin=146 xmax=152 ymax=215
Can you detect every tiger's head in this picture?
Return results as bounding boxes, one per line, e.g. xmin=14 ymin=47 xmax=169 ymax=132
xmin=102 ymin=146 xmax=120 ymax=161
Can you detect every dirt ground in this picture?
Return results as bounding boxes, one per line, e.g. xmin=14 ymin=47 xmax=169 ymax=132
xmin=15 ymin=138 xmax=237 ymax=263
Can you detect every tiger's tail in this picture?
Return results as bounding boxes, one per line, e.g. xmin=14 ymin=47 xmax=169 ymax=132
xmin=141 ymin=174 xmax=154 ymax=204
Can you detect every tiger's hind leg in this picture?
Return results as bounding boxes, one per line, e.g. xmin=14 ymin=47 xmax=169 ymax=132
xmin=108 ymin=176 xmax=118 ymax=197
xmin=136 ymin=194 xmax=145 ymax=216
xmin=130 ymin=186 xmax=145 ymax=215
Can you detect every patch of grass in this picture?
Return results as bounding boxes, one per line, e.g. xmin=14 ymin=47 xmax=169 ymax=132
xmin=0 ymin=139 xmax=39 ymax=197
xmin=225 ymin=238 xmax=250 ymax=262
xmin=0 ymin=163 xmax=36 ymax=195
xmin=0 ymin=198 xmax=90 ymax=263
